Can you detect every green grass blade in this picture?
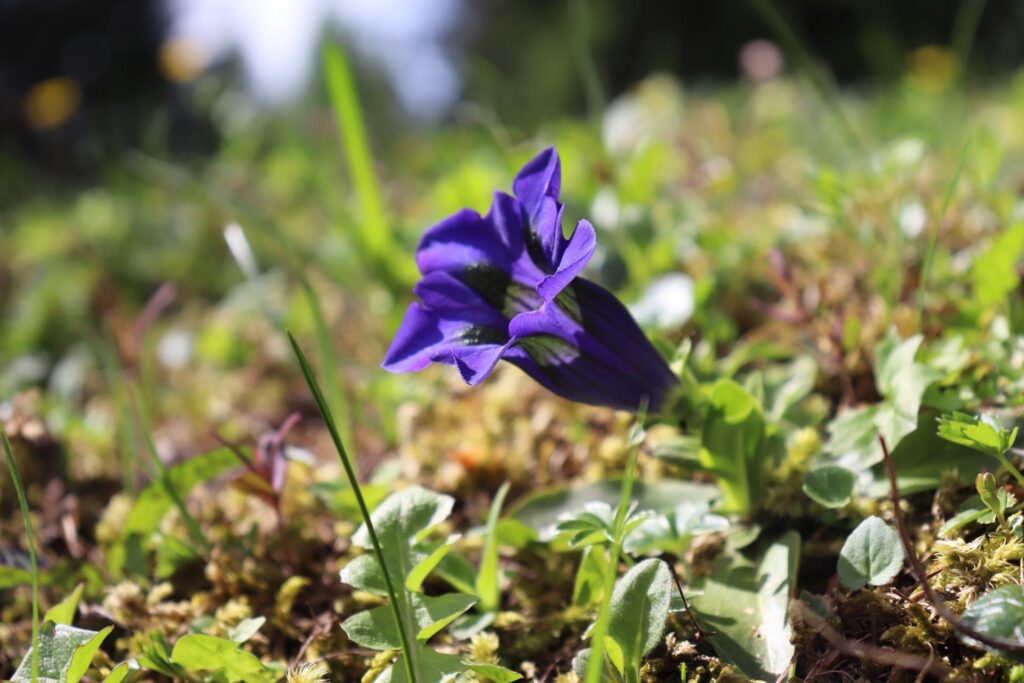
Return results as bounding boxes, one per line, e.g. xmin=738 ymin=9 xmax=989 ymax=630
xmin=918 ymin=138 xmax=970 ymax=314
xmin=748 ymin=0 xmax=864 ymax=153
xmin=287 ymin=332 xmax=418 ymax=683
xmin=297 ymin=274 xmax=354 ymax=448
xmin=127 ymin=383 xmax=210 ymax=552
xmin=322 ymin=42 xmax=412 ymax=284
xmin=3 ymin=430 xmax=39 ymax=683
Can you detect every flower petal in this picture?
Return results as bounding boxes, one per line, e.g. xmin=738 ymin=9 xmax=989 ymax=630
xmin=512 ymin=146 xmax=561 ymax=221
xmin=537 ymin=219 xmax=597 ymax=301
xmin=416 ymin=205 xmax=514 ymax=277
xmin=453 ymin=342 xmax=512 ymax=385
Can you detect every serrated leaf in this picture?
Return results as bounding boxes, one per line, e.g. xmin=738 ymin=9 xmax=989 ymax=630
xmin=44 ymin=584 xmax=84 ymax=625
xmin=690 ymin=532 xmax=799 ymax=681
xmin=937 ymin=412 xmax=1016 ymax=458
xmin=960 ymin=585 xmax=1024 ymax=657
xmin=837 ymin=516 xmax=904 ymax=589
xmin=606 ymin=559 xmax=673 ymax=678
xmin=802 ymin=465 xmax=856 ymax=508
xmin=170 ymin=633 xmax=277 ymax=683
xmin=12 ymin=622 xmax=113 ymax=683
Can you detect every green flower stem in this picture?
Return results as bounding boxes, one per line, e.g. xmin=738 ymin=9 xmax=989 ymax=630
xmin=995 ymin=451 xmax=1024 ymax=489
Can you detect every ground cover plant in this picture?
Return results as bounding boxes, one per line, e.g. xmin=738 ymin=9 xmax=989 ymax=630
xmin=9 ymin=37 xmax=1024 ymax=683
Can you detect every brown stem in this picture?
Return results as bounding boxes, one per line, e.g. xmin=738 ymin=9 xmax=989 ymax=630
xmin=796 ymin=601 xmax=950 ymax=679
xmin=878 ymin=434 xmax=1024 ymax=656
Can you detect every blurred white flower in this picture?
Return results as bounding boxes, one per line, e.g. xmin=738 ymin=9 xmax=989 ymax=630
xmin=167 ymin=0 xmax=463 ymax=119
xmin=630 ymin=273 xmax=695 ymax=330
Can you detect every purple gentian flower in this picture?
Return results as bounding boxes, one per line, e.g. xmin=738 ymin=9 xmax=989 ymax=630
xmin=382 ymin=148 xmax=679 ymax=412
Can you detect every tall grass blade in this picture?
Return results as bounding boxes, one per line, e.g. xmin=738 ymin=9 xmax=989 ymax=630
xmin=287 ymin=332 xmax=418 ymax=683
xmin=297 ymin=275 xmax=354 ymax=448
xmin=3 ymin=430 xmax=39 ymax=683
xmin=918 ymin=139 xmax=970 ymax=314
xmin=127 ymin=383 xmax=210 ymax=552
xmin=322 ymin=42 xmax=411 ymax=284
xmin=748 ymin=0 xmax=864 ymax=153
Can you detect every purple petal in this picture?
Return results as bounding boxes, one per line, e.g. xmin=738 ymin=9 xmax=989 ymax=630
xmin=382 ymin=303 xmax=452 ymax=373
xmin=537 ymin=219 xmax=597 ymax=301
xmin=453 ymin=343 xmax=512 ymax=385
xmin=414 ymin=271 xmax=505 ymax=322
xmin=416 ymin=206 xmax=512 ymax=276
xmin=512 ymin=147 xmax=561 ymax=222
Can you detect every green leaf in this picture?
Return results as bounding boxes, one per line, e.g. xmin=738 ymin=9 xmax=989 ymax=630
xmin=343 ymin=593 xmax=477 ymax=649
xmin=227 ymin=616 xmax=265 ymax=644
xmin=342 ymin=604 xmax=402 ymax=650
xmin=690 ymin=532 xmax=799 ymax=681
xmin=477 ymin=482 xmax=511 ymax=612
xmin=938 ymin=498 xmax=990 ymax=538
xmin=865 ymin=415 xmax=987 ymax=496
xmin=573 ymin=546 xmax=611 ymax=606
xmin=435 ymin=552 xmax=478 ymax=595
xmin=406 ymin=535 xmax=460 ymax=592
xmin=122 ymin=448 xmax=239 ymax=538
xmin=463 ymin=662 xmax=522 ymax=682
xmin=44 ymin=584 xmax=84 ymax=625
xmin=381 ymin=644 xmax=466 ymax=683
xmin=509 ymin=479 xmax=718 ymax=542
xmin=352 ymin=486 xmax=454 ymax=588
xmin=12 ymin=622 xmax=113 ymax=683
xmin=170 ymin=634 xmax=277 ymax=683
xmin=340 ymin=553 xmax=388 ymax=596
xmin=802 ymin=465 xmax=856 ymax=508
xmin=700 ymin=379 xmax=767 ymax=515
xmin=606 ymin=559 xmax=673 ymax=680
xmin=837 ymin=516 xmax=904 ymax=590
xmin=413 ymin=593 xmax=478 ymax=641
xmin=100 ymin=661 xmax=135 ymax=683
xmin=960 ymin=585 xmax=1024 ymax=657
xmin=971 ymin=223 xmax=1024 ymax=310
xmin=938 ymin=412 xmax=1017 ymax=458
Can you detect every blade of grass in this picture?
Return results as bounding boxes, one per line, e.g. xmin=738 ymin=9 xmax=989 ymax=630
xmin=585 ymin=405 xmax=647 ymax=683
xmin=223 ymin=223 xmax=355 ymax=449
xmin=952 ymin=0 xmax=988 ymax=87
xmin=917 ymin=138 xmax=970 ymax=314
xmin=127 ymin=382 xmax=210 ymax=552
xmin=748 ymin=0 xmax=864 ymax=153
xmin=288 ymin=332 xmax=418 ymax=683
xmin=3 ymin=430 xmax=39 ymax=683
xmin=297 ymin=274 xmax=354 ymax=449
xmin=322 ymin=42 xmax=413 ymax=285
